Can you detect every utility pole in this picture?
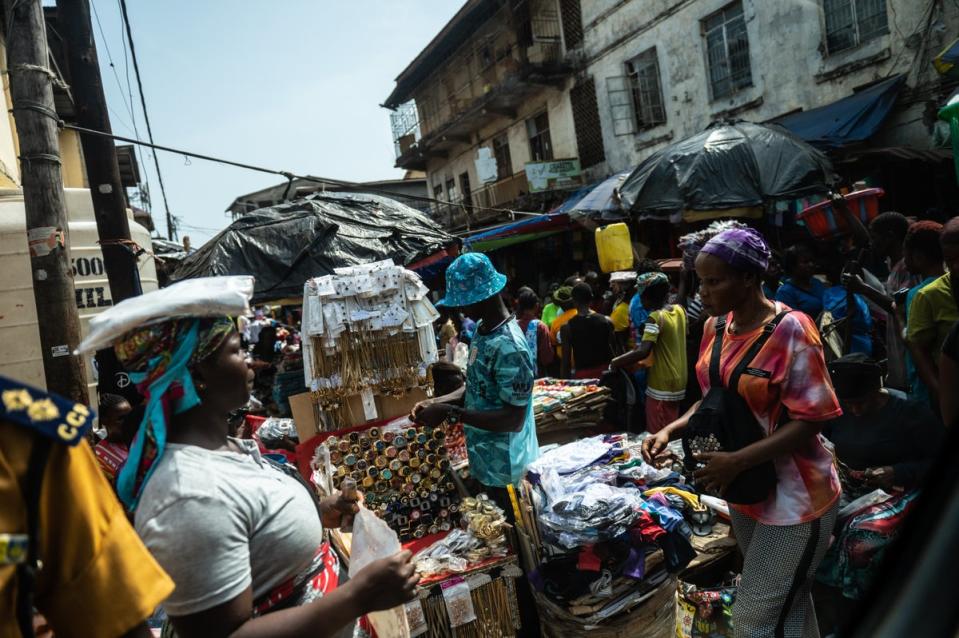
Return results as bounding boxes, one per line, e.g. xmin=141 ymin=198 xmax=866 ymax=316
xmin=56 ymin=0 xmax=141 ymax=302
xmin=4 ymin=0 xmax=88 ymax=403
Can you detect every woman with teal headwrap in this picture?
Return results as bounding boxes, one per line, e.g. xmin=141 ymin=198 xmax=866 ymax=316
xmin=85 ymin=278 xmax=418 ymax=638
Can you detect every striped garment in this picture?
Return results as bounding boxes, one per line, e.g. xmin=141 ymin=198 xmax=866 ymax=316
xmin=696 ymin=303 xmax=842 ymax=526
xmin=94 ymin=440 xmax=129 ymax=483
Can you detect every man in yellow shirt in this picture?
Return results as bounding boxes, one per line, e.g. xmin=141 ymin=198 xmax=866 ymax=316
xmin=610 ymin=272 xmax=687 ymax=433
xmin=0 ymin=375 xmax=174 ymax=638
xmin=906 ymin=218 xmax=959 ymax=406
xmin=608 ymin=271 xmax=637 ymax=351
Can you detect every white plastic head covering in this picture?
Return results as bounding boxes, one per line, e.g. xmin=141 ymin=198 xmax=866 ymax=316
xmin=77 ymin=276 xmax=254 ymax=354
xmin=609 ymin=271 xmax=635 ymax=284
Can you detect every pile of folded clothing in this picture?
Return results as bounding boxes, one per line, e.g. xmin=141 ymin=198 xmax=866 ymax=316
xmin=516 ymin=434 xmax=712 ymax=634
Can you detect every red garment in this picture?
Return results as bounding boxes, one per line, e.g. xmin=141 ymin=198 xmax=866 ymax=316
xmin=94 ymin=440 xmax=128 ymax=483
xmin=574 ymin=365 xmax=608 ymax=380
xmin=645 ymin=397 xmax=680 ymax=434
xmin=630 ymin=511 xmax=666 ymax=544
xmin=577 ymin=546 xmax=603 ymax=572
xmin=517 ymin=317 xmax=555 ymax=369
xmin=253 ymin=542 xmax=339 ymax=615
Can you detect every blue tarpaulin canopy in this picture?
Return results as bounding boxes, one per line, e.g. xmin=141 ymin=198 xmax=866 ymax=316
xmin=776 ymin=75 xmax=906 ymax=149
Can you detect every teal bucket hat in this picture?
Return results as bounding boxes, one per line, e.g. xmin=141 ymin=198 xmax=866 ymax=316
xmin=438 ymin=253 xmax=507 ymax=307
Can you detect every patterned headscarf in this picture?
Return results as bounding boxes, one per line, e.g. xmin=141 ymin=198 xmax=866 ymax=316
xmin=699 ymin=227 xmax=771 ymax=273
xmin=677 ymin=220 xmax=749 ymax=270
xmin=114 ymin=316 xmax=235 ymax=509
xmin=635 ymin=271 xmax=668 ymax=294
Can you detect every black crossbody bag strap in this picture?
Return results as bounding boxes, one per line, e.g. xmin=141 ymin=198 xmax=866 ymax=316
xmin=727 ymin=311 xmax=790 ymax=392
xmin=709 ymin=316 xmax=727 ymax=388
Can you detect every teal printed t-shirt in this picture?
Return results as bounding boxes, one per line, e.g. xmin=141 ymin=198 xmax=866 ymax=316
xmin=464 ymin=318 xmax=540 ymax=487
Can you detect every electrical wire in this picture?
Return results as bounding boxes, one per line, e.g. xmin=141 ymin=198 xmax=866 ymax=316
xmin=62 ymin=123 xmax=550 ymax=220
xmin=117 ymin=0 xmax=174 ymax=240
xmin=91 ymin=0 xmax=149 ymax=196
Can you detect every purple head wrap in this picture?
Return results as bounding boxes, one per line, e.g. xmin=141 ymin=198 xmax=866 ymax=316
xmin=699 ymin=227 xmax=771 ymax=272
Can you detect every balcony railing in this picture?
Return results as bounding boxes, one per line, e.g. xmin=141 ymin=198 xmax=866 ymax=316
xmin=391 ymin=9 xmax=569 ymax=160
xmin=432 ymin=172 xmax=528 ymax=231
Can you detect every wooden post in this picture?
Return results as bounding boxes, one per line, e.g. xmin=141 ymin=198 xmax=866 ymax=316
xmin=4 ymin=0 xmax=88 ymax=402
xmin=56 ymin=0 xmax=142 ymax=303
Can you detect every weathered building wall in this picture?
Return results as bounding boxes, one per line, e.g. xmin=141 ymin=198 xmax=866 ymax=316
xmin=423 ymin=82 xmax=578 ymax=225
xmin=582 ymin=0 xmax=958 ymax=174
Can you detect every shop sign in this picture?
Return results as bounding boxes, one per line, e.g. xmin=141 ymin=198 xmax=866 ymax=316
xmin=525 ymin=158 xmax=584 ymax=192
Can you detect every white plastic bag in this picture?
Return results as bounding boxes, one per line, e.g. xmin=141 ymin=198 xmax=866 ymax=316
xmin=349 ymin=509 xmax=410 ymax=638
xmin=78 ymin=276 xmax=253 ymax=353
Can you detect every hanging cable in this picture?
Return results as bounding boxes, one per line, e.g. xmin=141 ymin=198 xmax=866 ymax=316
xmin=117 ymin=0 xmax=175 ymax=239
xmin=62 ymin=123 xmax=551 ymax=219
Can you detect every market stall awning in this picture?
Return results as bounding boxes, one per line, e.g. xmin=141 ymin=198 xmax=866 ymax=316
xmin=776 ymin=75 xmax=906 ymax=149
xmin=463 ymin=212 xmax=572 ymax=252
xmin=568 ymin=171 xmax=631 ymax=220
xmin=550 ymin=183 xmax=596 ymax=214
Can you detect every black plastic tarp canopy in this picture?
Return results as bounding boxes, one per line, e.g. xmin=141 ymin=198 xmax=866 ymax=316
xmin=619 ymin=121 xmax=837 ymax=219
xmin=172 ymin=192 xmax=454 ymax=303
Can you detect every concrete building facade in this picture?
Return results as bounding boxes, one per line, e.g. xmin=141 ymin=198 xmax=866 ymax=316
xmin=581 ymin=0 xmax=958 ymax=176
xmin=384 ymin=0 xmax=606 ymax=231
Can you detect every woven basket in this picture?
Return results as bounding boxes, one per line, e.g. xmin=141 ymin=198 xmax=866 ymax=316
xmin=536 ymin=575 xmax=677 ymax=638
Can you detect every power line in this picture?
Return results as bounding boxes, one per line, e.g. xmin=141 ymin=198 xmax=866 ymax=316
xmin=90 ymin=0 xmax=149 ymax=191
xmin=62 ymin=123 xmax=548 ymax=219
xmin=117 ymin=0 xmax=174 ymax=240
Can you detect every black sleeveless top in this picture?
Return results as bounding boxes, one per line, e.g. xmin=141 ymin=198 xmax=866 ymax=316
xmin=568 ymin=313 xmax=614 ymax=369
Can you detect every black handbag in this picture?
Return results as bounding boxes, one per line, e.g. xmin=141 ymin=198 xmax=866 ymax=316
xmin=682 ymin=311 xmax=789 ymax=504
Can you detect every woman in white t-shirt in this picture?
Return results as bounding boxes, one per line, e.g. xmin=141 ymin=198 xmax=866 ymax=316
xmin=95 ymin=283 xmax=417 ymax=638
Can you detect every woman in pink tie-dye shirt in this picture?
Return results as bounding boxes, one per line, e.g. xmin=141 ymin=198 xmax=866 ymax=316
xmin=643 ymin=227 xmax=841 ymax=638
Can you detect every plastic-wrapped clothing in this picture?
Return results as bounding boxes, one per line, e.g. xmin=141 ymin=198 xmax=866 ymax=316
xmin=540 ymin=482 xmax=646 ymax=548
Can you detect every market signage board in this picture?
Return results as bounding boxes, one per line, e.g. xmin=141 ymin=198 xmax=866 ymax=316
xmin=525 ymin=158 xmax=584 ymax=192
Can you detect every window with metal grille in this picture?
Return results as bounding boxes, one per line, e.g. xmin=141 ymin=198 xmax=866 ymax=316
xmin=823 ymin=0 xmax=888 ymax=54
xmin=527 ymin=112 xmax=554 ymax=162
xmin=493 ymin=134 xmax=513 ymax=180
xmin=626 ymin=48 xmax=666 ymax=130
xmin=445 ymin=178 xmax=457 ymax=203
xmin=432 ymin=183 xmax=444 ymax=215
xmin=459 ymin=172 xmax=473 ymax=209
xmin=560 ymin=0 xmax=583 ymax=50
xmin=703 ymin=2 xmax=752 ymax=100
xmin=570 ymin=77 xmax=606 ymax=168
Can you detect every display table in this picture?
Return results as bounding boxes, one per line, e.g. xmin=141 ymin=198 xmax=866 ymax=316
xmin=306 ymin=416 xmax=523 ymax=638
xmin=333 ymin=525 xmax=522 ymax=638
xmin=533 ymin=378 xmax=611 ymax=445
xmin=514 ymin=434 xmax=735 ymax=638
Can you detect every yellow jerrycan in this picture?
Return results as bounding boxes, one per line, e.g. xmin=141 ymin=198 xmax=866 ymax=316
xmin=595 ymin=223 xmax=633 ymax=273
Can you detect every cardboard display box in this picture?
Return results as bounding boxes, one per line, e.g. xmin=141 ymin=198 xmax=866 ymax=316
xmin=289 ymin=387 xmax=428 ymax=443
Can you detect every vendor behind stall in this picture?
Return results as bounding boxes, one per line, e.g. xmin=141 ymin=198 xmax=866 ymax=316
xmin=817 ymin=354 xmax=942 ymax=626
xmin=414 ymin=252 xmax=539 ymax=500
xmin=413 ymin=252 xmax=540 ymax=636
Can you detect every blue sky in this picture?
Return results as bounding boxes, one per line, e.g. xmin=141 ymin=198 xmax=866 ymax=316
xmin=90 ymin=0 xmax=462 ymax=244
